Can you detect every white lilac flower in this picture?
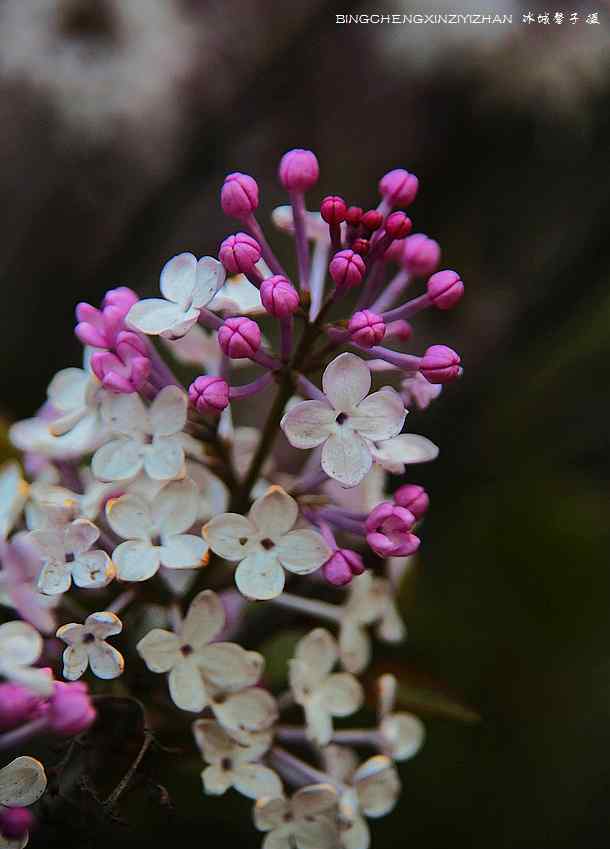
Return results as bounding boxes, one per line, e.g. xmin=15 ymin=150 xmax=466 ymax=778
xmin=106 ymin=478 xmax=207 ymax=582
xmin=185 ymin=463 xmax=228 ymax=522
xmin=0 ymin=622 xmax=53 ymax=696
xmin=203 ymin=486 xmax=331 ymax=601
xmin=207 ymin=272 xmax=265 ymax=316
xmin=369 ymin=433 xmax=438 ymax=475
xmin=136 ymin=590 xmax=277 ymax=732
xmin=401 ymin=372 xmax=443 ymax=411
xmin=0 ymin=463 xmax=28 ymax=539
xmin=280 ymin=353 xmax=407 ymax=488
xmin=29 ymin=514 xmax=115 ymax=596
xmin=289 ymin=628 xmax=363 ymax=746
xmin=254 ymin=784 xmax=339 ymax=849
xmin=376 ymin=674 xmax=425 ymax=762
xmin=324 ymin=746 xmax=401 ymax=849
xmin=192 ymin=719 xmax=282 ymax=800
xmin=272 ymin=205 xmax=330 ymax=242
xmin=0 ymin=756 xmax=47 ymax=849
xmin=56 ymin=612 xmax=124 ymax=681
xmin=339 ymin=572 xmax=406 ymax=674
xmin=126 ymin=253 xmax=225 ymax=340
xmin=10 ymin=369 xmax=108 ymax=459
xmin=92 ymin=386 xmax=188 ymax=482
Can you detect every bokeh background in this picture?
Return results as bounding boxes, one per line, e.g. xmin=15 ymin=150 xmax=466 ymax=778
xmin=1 ymin=1 xmax=610 ymax=847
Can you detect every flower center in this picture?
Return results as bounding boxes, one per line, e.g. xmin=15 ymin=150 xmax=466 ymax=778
xmin=220 ymin=757 xmax=232 ymax=771
xmin=336 ymin=412 xmax=348 ymax=425
xmin=260 ymin=538 xmax=275 ymax=551
xmin=82 ymin=632 xmax=95 ymax=644
xmin=181 ymin=644 xmax=194 ymax=656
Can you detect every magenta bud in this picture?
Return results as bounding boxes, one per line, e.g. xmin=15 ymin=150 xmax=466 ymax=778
xmin=188 ymin=376 xmax=230 ymax=414
xmin=219 ymin=232 xmax=261 ymax=275
xmin=366 ymin=502 xmax=420 ymax=558
xmin=348 ymin=310 xmax=386 ymax=348
xmin=385 ymin=319 xmax=412 ymax=341
xmin=322 ymin=549 xmax=365 ymax=586
xmin=278 ymin=148 xmax=319 ymax=192
xmin=403 ymin=233 xmax=441 ymax=277
xmin=379 ymin=168 xmax=419 ymax=207
xmin=46 ymin=682 xmax=96 ymax=736
xmin=102 ymin=286 xmax=139 ymax=314
xmin=320 ymin=195 xmax=347 ymax=225
xmin=393 ymin=484 xmax=429 ymax=519
xmin=361 ymin=209 xmax=384 ymax=232
xmin=90 ymin=331 xmax=150 ymax=394
xmin=218 ymin=316 xmax=261 ymax=359
xmin=383 ymin=238 xmax=407 ymax=265
xmin=0 ymin=683 xmax=44 ymax=732
xmin=420 ymin=345 xmax=462 ymax=384
xmin=427 ymin=270 xmax=464 ymax=310
xmin=0 ymin=807 xmax=34 ymax=840
xmin=385 ymin=211 xmax=412 ymax=240
xmin=260 ymin=275 xmax=300 ymax=318
xmin=351 ymin=238 xmax=369 ymax=256
xmin=221 ymin=172 xmax=259 ymax=219
xmin=329 ymin=249 xmax=366 ymax=290
xmin=345 ymin=206 xmax=363 ymax=225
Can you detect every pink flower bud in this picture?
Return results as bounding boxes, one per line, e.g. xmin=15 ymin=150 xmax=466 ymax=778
xmin=219 ymin=232 xmax=261 ymax=275
xmin=361 ymin=209 xmax=384 ymax=232
xmin=75 ymin=288 xmax=138 ymax=350
xmin=383 ymin=238 xmax=407 ymax=265
xmin=218 ymin=317 xmax=261 ymax=359
xmin=329 ymin=250 xmax=366 ymax=290
xmin=320 ymin=195 xmax=347 ymax=225
xmin=351 ymin=238 xmax=369 ymax=256
xmin=379 ymin=168 xmax=419 ymax=207
xmin=348 ymin=310 xmax=386 ymax=348
xmin=188 ymin=376 xmax=230 ymax=414
xmin=345 ymin=206 xmax=363 ymax=225
xmin=385 ymin=319 xmax=412 ymax=341
xmin=0 ymin=807 xmax=34 ymax=840
xmin=393 ymin=484 xmax=429 ymax=519
xmin=403 ymin=234 xmax=441 ymax=277
xmin=366 ymin=502 xmax=420 ymax=558
xmin=260 ymin=276 xmax=300 ymax=318
xmin=385 ymin=212 xmax=412 ymax=240
xmin=0 ymin=683 xmax=44 ymax=732
xmin=278 ymin=149 xmax=319 ymax=192
xmin=420 ymin=345 xmax=462 ymax=384
xmin=91 ymin=331 xmax=150 ymax=393
xmin=46 ymin=681 xmax=96 ymax=736
xmin=427 ymin=270 xmax=464 ymax=310
xmin=102 ymin=286 xmax=139 ymax=314
xmin=322 ymin=549 xmax=365 ymax=586
xmin=221 ymin=172 xmax=259 ymax=219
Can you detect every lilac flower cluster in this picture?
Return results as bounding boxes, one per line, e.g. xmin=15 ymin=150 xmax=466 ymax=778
xmin=0 ymin=148 xmax=463 ymax=847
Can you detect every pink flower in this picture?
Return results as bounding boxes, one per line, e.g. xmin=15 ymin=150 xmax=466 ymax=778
xmin=75 ymin=287 xmax=139 ymax=349
xmin=260 ymin=276 xmax=300 ymax=318
xmin=366 ymin=503 xmax=420 ymax=557
xmin=393 ymin=484 xmax=429 ymax=519
xmin=322 ymin=548 xmax=365 ymax=586
xmin=218 ymin=317 xmax=261 ymax=359
xmin=329 ymin=250 xmax=366 ymax=291
xmin=219 ymin=233 xmax=261 ymax=275
xmin=427 ymin=270 xmax=464 ymax=310
xmin=379 ymin=168 xmax=419 ymax=207
xmin=278 ymin=149 xmax=319 ymax=192
xmin=348 ymin=311 xmax=386 ymax=348
xmin=45 ymin=681 xmax=96 ymax=736
xmin=188 ymin=376 xmax=230 ymax=414
xmin=419 ymin=345 xmax=462 ymax=384
xmin=403 ymin=234 xmax=441 ymax=277
xmin=0 ymin=683 xmax=45 ymax=732
xmin=90 ymin=331 xmax=151 ymax=393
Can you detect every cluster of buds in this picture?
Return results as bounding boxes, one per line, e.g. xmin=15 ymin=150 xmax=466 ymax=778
xmin=1 ymin=148 xmax=465 ymax=847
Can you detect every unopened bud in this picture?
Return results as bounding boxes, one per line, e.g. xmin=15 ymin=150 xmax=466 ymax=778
xmin=348 ymin=310 xmax=385 ymax=348
xmin=219 ymin=233 xmax=261 ymax=275
xmin=329 ymin=250 xmax=366 ymax=290
xmin=427 ymin=270 xmax=464 ymax=310
xmin=278 ymin=149 xmax=319 ymax=192
xmin=379 ymin=168 xmax=419 ymax=207
xmin=218 ymin=317 xmax=262 ymax=359
xmin=260 ymin=276 xmax=300 ymax=318
xmin=393 ymin=484 xmax=429 ymax=519
xmin=221 ymin=172 xmax=259 ymax=219
xmin=188 ymin=376 xmax=230 ymax=414
xmin=420 ymin=345 xmax=462 ymax=383
xmin=320 ymin=195 xmax=347 ymax=225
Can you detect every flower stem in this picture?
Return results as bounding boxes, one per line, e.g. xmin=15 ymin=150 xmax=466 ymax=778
xmin=270 ymin=592 xmax=340 ymax=623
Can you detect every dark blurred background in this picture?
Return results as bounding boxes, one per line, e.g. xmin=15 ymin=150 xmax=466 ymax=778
xmin=1 ymin=1 xmax=610 ymax=847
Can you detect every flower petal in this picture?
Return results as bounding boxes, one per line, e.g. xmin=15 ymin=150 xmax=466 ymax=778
xmin=321 ymin=429 xmax=372 ymax=488
xmin=275 ymin=529 xmax=331 ymax=575
xmin=203 ymin=513 xmax=258 ymax=560
xmin=160 ymin=253 xmax=197 ymax=305
xmin=113 ymin=540 xmax=160 ymax=582
xmin=380 ymin=713 xmax=425 ymax=761
xmin=181 ymin=589 xmax=225 ymax=648
xmin=339 ymin=621 xmax=371 ymax=675
xmin=234 ymin=551 xmax=285 ymax=600
xmin=254 ymin=797 xmax=290 ymax=831
xmin=280 ymin=400 xmax=335 ymax=449
xmin=201 ymin=764 xmax=234 ymax=795
xmin=106 ymin=494 xmax=152 ymax=541
xmin=126 ymin=299 xmax=187 ymax=336
xmin=353 ymin=756 xmax=400 ymax=818
xmin=61 ymin=645 xmax=88 ymax=680
xmin=292 ymin=783 xmax=338 ymax=818
xmin=144 ymin=435 xmax=185 ymax=481
xmin=192 ymin=257 xmax=226 ymax=308
xmin=192 ymin=718 xmax=233 ymax=761
xmin=152 ymin=478 xmax=198 ymax=536
xmin=92 ymin=438 xmax=143 ymax=482
xmin=0 ymin=756 xmax=47 ymax=807
xmin=340 ymin=815 xmax=370 ymax=849
xmin=149 ymin=386 xmax=187 ymax=437
xmin=137 ymin=628 xmax=180 ymax=672
xmin=169 ymin=657 xmax=208 ymax=712
xmin=64 ymin=519 xmax=99 ymax=556
xmin=72 ymin=550 xmax=115 ymax=589
xmin=371 ymin=434 xmax=439 ymax=473
xmin=85 ymin=611 xmax=123 ymax=639
xmin=38 ymin=561 xmax=71 ymax=595
xmin=350 ymin=389 xmax=406 ymax=441
xmin=295 ymin=629 xmax=338 ymax=678
xmin=212 ymin=688 xmax=278 ymax=735
xmin=101 ymin=393 xmax=148 ymax=436
xmin=249 ymin=487 xmax=298 ymax=539
xmin=199 ymin=643 xmax=263 ymax=692
xmin=323 ymin=353 xmax=371 ymax=412
xmin=88 ymin=642 xmax=124 ymax=680
xmin=0 ymin=621 xmax=43 ymax=666
xmin=296 ymin=818 xmax=339 ymax=849
xmin=304 ymin=697 xmax=334 ymax=746
xmin=320 ymin=673 xmax=364 ymax=717
xmin=159 ymin=534 xmax=207 ymax=569
xmin=233 ymin=763 xmax=283 ymax=800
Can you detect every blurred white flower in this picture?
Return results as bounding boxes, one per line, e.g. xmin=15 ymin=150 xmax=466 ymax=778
xmin=0 ymin=462 xmax=28 ymax=539
xmin=376 ymin=674 xmax=425 ymax=762
xmin=254 ymin=784 xmax=339 ymax=849
xmin=0 ymin=756 xmax=47 ymax=846
xmin=0 ymin=621 xmax=53 ymax=696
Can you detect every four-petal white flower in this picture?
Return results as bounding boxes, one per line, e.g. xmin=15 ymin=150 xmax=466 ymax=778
xmin=57 ymin=611 xmax=124 ymax=681
xmin=126 ymin=253 xmax=225 ymax=339
xmin=193 ymin=719 xmax=282 ymax=800
xmin=254 ymin=784 xmax=339 ymax=849
xmin=93 ymin=386 xmax=188 ymax=482
xmin=203 ymin=486 xmax=331 ymax=600
xmin=376 ymin=674 xmax=425 ymax=762
xmin=289 ymin=628 xmax=364 ymax=746
xmin=0 ymin=756 xmax=47 ymax=849
xmin=281 ymin=353 xmax=407 ymax=487
xmin=106 ymin=478 xmax=207 ymax=582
